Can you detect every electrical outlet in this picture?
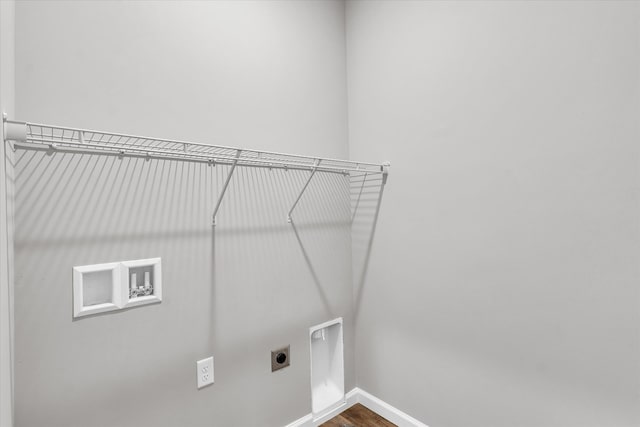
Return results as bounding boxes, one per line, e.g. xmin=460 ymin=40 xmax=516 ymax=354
xmin=271 ymin=345 xmax=290 ymax=372
xmin=197 ymin=357 xmax=214 ymax=389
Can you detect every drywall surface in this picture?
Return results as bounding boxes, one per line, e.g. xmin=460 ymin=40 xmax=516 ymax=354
xmin=13 ymin=2 xmax=352 ymax=426
xmin=0 ymin=1 xmax=15 ymax=426
xmin=346 ymin=1 xmax=640 ymax=426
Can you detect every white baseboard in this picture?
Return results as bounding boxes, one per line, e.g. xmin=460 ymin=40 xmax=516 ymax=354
xmin=356 ymin=388 xmax=428 ymax=427
xmin=284 ymin=413 xmax=314 ymax=427
xmin=284 ymin=387 xmax=428 ymax=427
xmin=284 ymin=388 xmax=359 ymax=427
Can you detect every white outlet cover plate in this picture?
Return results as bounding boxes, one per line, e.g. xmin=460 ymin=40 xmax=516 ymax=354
xmin=197 ymin=357 xmax=214 ymax=389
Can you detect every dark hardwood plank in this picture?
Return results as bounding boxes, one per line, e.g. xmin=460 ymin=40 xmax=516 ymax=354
xmin=319 ymin=403 xmax=397 ymax=427
xmin=320 ymin=414 xmax=355 ymax=427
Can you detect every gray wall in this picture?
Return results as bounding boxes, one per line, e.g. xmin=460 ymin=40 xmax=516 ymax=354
xmin=11 ymin=1 xmax=640 ymax=427
xmin=13 ymin=2 xmax=353 ymax=426
xmin=346 ymin=1 xmax=640 ymax=426
xmin=1 ymin=1 xmax=16 ymax=426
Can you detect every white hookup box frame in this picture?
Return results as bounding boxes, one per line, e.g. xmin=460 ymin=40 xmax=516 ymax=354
xmin=73 ymin=258 xmax=162 ymax=318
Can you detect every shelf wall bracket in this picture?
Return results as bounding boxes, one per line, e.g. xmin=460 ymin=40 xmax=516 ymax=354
xmin=287 ymin=159 xmax=320 ymax=223
xmin=212 ymin=149 xmax=241 ymax=226
xmin=2 ymin=117 xmax=26 ymax=148
xmin=381 ymin=162 xmax=390 ymax=185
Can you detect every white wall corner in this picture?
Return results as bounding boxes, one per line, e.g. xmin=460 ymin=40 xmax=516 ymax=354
xmin=0 ymin=0 xmax=16 ymax=426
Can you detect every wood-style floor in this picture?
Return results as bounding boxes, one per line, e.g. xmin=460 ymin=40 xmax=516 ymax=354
xmin=319 ymin=403 xmax=397 ymax=427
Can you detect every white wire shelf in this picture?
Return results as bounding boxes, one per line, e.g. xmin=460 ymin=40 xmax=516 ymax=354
xmin=3 ymin=118 xmax=389 ymax=225
xmin=3 ymin=119 xmax=386 ymax=176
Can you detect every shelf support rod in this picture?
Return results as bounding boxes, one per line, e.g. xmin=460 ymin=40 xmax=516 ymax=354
xmin=287 ymin=159 xmax=320 ymax=223
xmin=212 ymin=149 xmax=241 ymax=226
xmin=351 ymin=172 xmax=368 ymax=223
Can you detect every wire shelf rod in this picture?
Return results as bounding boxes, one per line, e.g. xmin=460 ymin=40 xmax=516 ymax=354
xmin=10 ymin=131 xmax=383 ymax=174
xmin=12 ymin=138 xmax=368 ymax=175
xmin=5 ymin=120 xmax=384 ymax=171
xmin=11 ymin=141 xmax=359 ymax=174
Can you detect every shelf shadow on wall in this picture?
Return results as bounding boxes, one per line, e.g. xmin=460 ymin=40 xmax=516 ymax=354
xmin=351 ymin=173 xmax=387 ymax=321
xmin=209 ymin=164 xmax=352 ymax=351
xmin=289 ymin=219 xmax=333 ymax=316
xmin=12 ymin=146 xmax=356 ymax=399
xmin=284 ymin=168 xmax=352 ymax=318
xmin=13 ymin=145 xmax=217 ymax=326
xmin=12 ymin=145 xmax=363 ymax=426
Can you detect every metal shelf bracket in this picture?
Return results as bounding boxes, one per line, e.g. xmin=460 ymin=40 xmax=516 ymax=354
xmin=212 ymin=149 xmax=242 ymax=226
xmin=287 ymin=159 xmax=321 ymax=223
xmin=382 ymin=162 xmax=390 ymax=185
xmin=2 ymin=116 xmax=26 ymax=146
